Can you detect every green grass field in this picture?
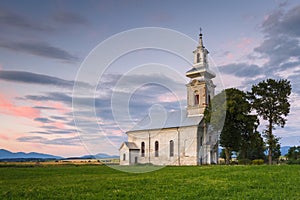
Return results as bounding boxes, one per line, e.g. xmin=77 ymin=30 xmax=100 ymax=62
xmin=0 ymin=164 xmax=299 ymax=199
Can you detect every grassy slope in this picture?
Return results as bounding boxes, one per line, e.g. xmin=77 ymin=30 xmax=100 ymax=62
xmin=0 ymin=165 xmax=299 ymax=199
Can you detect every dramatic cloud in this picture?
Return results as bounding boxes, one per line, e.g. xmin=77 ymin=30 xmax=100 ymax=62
xmin=254 ymin=36 xmax=300 ymax=69
xmin=17 ymin=136 xmax=81 ymax=146
xmin=255 ymin=5 xmax=300 ymax=71
xmin=221 ymin=5 xmax=300 ymax=96
xmin=0 ymin=40 xmax=78 ymax=62
xmin=30 ymin=129 xmax=77 ymax=135
xmin=262 ymin=5 xmax=300 ymax=37
xmin=50 ymin=116 xmax=70 ymax=121
xmin=20 ymin=72 xmax=185 ymax=145
xmin=0 ymin=70 xmax=76 ymax=88
xmin=0 ymin=8 xmax=52 ymax=31
xmin=218 ymin=63 xmax=262 ymax=78
xmin=34 ymin=117 xmax=53 ymax=123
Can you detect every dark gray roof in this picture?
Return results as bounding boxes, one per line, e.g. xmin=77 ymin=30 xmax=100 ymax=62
xmin=123 ymin=142 xmax=139 ymax=150
xmin=186 ymin=67 xmax=216 ymax=79
xmin=128 ymin=110 xmax=203 ymax=132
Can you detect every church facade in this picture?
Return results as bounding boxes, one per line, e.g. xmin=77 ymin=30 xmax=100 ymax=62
xmin=119 ymin=32 xmax=218 ymax=165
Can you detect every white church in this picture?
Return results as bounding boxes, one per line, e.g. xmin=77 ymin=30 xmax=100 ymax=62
xmin=119 ymin=31 xmax=218 ymax=165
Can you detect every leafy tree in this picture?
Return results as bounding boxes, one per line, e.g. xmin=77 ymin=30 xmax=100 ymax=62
xmin=239 ymin=130 xmax=266 ymax=161
xmin=248 ymin=79 xmax=291 ymax=164
xmin=286 ymin=146 xmax=300 ymax=160
xmin=205 ymin=88 xmax=252 ymax=164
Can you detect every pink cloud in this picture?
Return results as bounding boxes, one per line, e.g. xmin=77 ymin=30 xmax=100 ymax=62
xmin=0 ymin=134 xmax=10 ymax=141
xmin=157 ymin=93 xmax=183 ymax=103
xmin=52 ymin=121 xmax=66 ymax=129
xmin=33 ymin=101 xmax=71 ymax=114
xmin=0 ymin=94 xmax=40 ymax=119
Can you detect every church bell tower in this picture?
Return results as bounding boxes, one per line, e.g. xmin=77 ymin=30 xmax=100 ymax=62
xmin=186 ymin=30 xmax=216 ymax=117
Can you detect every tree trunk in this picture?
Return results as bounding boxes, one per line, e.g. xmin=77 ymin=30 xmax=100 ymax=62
xmin=225 ymin=147 xmax=230 ymax=165
xmin=268 ymin=121 xmax=273 ymax=165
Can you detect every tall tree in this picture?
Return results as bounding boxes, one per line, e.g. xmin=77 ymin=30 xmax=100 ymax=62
xmin=248 ymin=79 xmax=291 ymax=165
xmin=205 ymin=88 xmax=252 ymax=164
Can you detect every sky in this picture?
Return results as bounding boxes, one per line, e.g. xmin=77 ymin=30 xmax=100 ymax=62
xmin=0 ymin=0 xmax=300 ymax=157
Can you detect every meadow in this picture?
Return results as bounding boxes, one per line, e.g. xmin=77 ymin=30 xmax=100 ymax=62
xmin=0 ymin=164 xmax=299 ymax=199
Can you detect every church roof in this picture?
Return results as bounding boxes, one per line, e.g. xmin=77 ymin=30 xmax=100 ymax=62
xmin=128 ymin=110 xmax=203 ymax=132
xmin=121 ymin=142 xmax=140 ymax=150
xmin=186 ymin=67 xmax=216 ymax=79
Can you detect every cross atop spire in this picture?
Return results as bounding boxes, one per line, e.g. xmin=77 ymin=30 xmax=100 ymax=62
xmin=198 ymin=27 xmax=203 ymax=47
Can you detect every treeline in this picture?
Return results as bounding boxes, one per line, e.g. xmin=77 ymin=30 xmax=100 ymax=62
xmin=286 ymin=146 xmax=300 ymax=164
xmin=205 ymin=79 xmax=292 ymax=165
xmin=0 ymin=158 xmax=59 ymax=162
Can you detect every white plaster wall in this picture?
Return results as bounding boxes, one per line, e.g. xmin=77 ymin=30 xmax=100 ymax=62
xmin=129 ymin=150 xmax=139 ymax=164
xmin=119 ymin=145 xmax=129 ymax=165
xmin=127 ymin=125 xmax=201 ymax=166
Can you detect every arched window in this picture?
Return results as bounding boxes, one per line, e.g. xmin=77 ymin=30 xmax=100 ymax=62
xmin=141 ymin=142 xmax=145 ymax=157
xmin=197 ymin=53 xmax=200 ymax=63
xmin=200 ymin=136 xmax=203 ymax=146
xmin=155 ymin=141 xmax=159 ymax=157
xmin=123 ymin=153 xmax=126 ymax=161
xmin=194 ymin=94 xmax=200 ymax=105
xmin=170 ymin=140 xmax=174 ymax=157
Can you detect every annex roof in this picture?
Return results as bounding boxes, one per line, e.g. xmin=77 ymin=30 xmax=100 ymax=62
xmin=121 ymin=142 xmax=140 ymax=150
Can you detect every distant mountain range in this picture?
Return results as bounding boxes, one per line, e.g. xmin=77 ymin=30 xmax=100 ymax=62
xmin=66 ymin=153 xmax=119 ymax=160
xmin=0 ymin=149 xmax=118 ymax=161
xmin=0 ymin=149 xmax=63 ymax=160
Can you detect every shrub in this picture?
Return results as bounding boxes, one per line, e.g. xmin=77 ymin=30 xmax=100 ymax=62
xmin=287 ymin=159 xmax=300 ymax=165
xmin=238 ymin=159 xmax=251 ymax=165
xmin=252 ymin=159 xmax=264 ymax=165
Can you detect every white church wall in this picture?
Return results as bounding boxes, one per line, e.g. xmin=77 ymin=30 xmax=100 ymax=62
xmin=129 ymin=150 xmax=139 ymax=164
xmin=127 ymin=125 xmax=201 ymax=166
xmin=178 ymin=126 xmax=199 ymax=165
xmin=119 ymin=145 xmax=129 ymax=165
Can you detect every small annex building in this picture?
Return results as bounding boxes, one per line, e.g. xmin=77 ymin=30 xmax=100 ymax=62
xmin=119 ymin=32 xmax=218 ymax=165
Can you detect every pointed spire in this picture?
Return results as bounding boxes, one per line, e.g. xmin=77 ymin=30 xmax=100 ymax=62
xmin=199 ymin=27 xmax=203 ymax=47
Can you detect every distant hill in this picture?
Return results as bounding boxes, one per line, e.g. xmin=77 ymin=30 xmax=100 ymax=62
xmin=0 ymin=149 xmax=118 ymax=161
xmin=0 ymin=149 xmax=63 ymax=160
xmin=66 ymin=153 xmax=118 ymax=160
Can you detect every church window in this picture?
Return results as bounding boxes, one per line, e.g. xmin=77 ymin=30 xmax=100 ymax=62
xmin=195 ymin=94 xmax=200 ymax=105
xmin=197 ymin=53 xmax=200 ymax=63
xmin=123 ymin=153 xmax=126 ymax=161
xmin=169 ymin=140 xmax=174 ymax=157
xmin=141 ymin=142 xmax=145 ymax=157
xmin=155 ymin=141 xmax=159 ymax=157
xmin=200 ymin=137 xmax=203 ymax=146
